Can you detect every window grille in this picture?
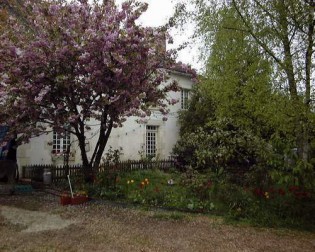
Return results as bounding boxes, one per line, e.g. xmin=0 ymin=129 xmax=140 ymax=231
xmin=146 ymin=125 xmax=158 ymax=157
xmin=52 ymin=131 xmax=70 ymax=154
xmin=181 ymin=89 xmax=190 ymax=109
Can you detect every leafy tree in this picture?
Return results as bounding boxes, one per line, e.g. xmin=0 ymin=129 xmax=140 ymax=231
xmin=0 ymin=0 xmax=183 ymax=174
xmin=175 ymin=7 xmax=276 ymax=168
xmin=229 ymin=0 xmax=315 ymax=162
xmin=173 ymin=0 xmax=315 ymax=189
xmin=173 ymin=0 xmax=315 ymax=156
xmin=177 ymin=81 xmax=216 ymax=136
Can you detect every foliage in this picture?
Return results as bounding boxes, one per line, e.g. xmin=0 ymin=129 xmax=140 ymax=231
xmin=172 ymin=0 xmax=315 ymax=187
xmin=102 ymin=146 xmax=123 ymax=165
xmin=0 ymin=0 xmax=193 ymax=172
xmin=177 ymin=83 xmax=216 ymax=136
xmin=172 ymin=2 xmax=315 ymax=189
xmin=88 ymin=167 xmax=314 ymax=230
xmin=93 ymin=169 xmax=214 ymax=212
xmin=174 ymin=118 xmax=283 ymax=188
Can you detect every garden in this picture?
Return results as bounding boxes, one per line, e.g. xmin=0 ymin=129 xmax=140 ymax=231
xmin=1 ymin=0 xmax=315 ymax=240
xmin=63 ymin=164 xmax=314 ymax=232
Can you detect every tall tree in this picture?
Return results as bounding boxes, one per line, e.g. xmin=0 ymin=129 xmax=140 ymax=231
xmin=230 ymin=0 xmax=315 ymax=161
xmin=174 ymin=6 xmax=283 ymax=172
xmin=173 ymin=0 xmax=315 ymax=160
xmin=0 ymin=0 xmax=183 ymax=173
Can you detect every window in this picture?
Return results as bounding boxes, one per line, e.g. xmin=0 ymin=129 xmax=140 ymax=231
xmin=146 ymin=125 xmax=158 ymax=157
xmin=52 ymin=131 xmax=70 ymax=154
xmin=181 ymin=89 xmax=190 ymax=109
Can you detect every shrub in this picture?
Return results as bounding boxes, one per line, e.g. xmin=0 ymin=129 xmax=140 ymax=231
xmin=173 ymin=118 xmax=274 ymax=175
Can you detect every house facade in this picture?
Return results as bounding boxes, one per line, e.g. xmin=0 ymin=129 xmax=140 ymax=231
xmin=16 ymin=70 xmax=193 ymax=170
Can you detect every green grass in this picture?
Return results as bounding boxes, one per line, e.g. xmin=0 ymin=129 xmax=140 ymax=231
xmin=151 ymin=211 xmax=187 ymax=221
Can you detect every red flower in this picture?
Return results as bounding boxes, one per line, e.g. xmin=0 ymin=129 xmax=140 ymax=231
xmin=289 ymin=185 xmax=299 ymax=192
xmin=278 ymin=188 xmax=286 ymax=196
xmin=253 ymin=188 xmax=264 ymax=197
xmin=203 ymin=180 xmax=212 ymax=189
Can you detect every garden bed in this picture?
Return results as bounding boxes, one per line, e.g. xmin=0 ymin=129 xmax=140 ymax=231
xmin=85 ymin=168 xmax=315 ymax=231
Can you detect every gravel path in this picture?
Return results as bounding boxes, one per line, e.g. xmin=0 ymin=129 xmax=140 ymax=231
xmin=0 ymin=205 xmax=75 ymax=233
xmin=0 ymin=191 xmax=314 ymax=252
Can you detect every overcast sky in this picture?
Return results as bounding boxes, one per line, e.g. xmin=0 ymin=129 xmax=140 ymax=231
xmin=115 ymin=0 xmax=200 ymax=70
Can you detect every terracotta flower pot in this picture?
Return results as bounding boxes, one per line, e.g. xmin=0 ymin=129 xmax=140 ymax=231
xmin=60 ymin=194 xmax=71 ymax=205
xmin=71 ymin=195 xmax=88 ymax=205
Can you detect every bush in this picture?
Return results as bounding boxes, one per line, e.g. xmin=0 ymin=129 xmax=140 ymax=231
xmin=173 ymin=118 xmax=274 ymax=175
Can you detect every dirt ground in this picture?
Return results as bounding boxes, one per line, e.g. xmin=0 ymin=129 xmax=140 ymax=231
xmin=0 ymin=191 xmax=314 ymax=252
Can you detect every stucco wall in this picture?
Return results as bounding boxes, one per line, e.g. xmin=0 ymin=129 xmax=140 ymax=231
xmin=17 ymin=71 xmax=193 ymax=168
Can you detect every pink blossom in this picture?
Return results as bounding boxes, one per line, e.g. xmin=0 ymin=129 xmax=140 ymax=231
xmin=0 ymin=0 xmax=185 ymax=169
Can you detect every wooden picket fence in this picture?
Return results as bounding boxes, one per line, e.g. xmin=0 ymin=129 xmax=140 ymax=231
xmin=22 ymin=159 xmax=175 ymax=183
xmin=22 ymin=164 xmax=82 ymax=182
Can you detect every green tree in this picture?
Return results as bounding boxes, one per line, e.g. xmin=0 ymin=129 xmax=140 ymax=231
xmin=174 ymin=0 xmax=315 ymax=158
xmin=174 ymin=7 xmax=284 ymax=174
xmin=173 ymin=0 xmax=315 ymax=189
xmin=229 ymin=0 xmax=315 ymax=162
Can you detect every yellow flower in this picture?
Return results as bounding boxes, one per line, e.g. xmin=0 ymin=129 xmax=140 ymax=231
xmin=141 ymin=181 xmax=145 ymax=185
xmin=131 ymin=180 xmax=134 ymax=183
xmin=264 ymin=192 xmax=269 ymax=199
xmin=127 ymin=180 xmax=130 ymax=184
xmin=144 ymin=178 xmax=149 ymax=182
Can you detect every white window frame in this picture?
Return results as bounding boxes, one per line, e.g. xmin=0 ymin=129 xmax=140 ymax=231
xmin=181 ymin=89 xmax=190 ymax=109
xmin=146 ymin=125 xmax=158 ymax=157
xmin=52 ymin=131 xmax=70 ymax=154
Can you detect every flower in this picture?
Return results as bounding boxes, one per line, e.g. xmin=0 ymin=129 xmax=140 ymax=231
xmin=130 ymin=179 xmax=134 ymax=183
xmin=289 ymin=185 xmax=299 ymax=192
xmin=264 ymin=192 xmax=269 ymax=199
xmin=140 ymin=181 xmax=145 ymax=189
xmin=253 ymin=188 xmax=264 ymax=197
xmin=127 ymin=180 xmax=130 ymax=184
xmin=278 ymin=188 xmax=286 ymax=196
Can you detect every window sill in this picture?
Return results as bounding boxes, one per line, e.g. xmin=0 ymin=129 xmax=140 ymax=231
xmin=51 ymin=154 xmax=75 ymax=162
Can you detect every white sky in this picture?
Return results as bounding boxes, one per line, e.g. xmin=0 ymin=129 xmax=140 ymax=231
xmin=115 ymin=0 xmax=201 ymax=70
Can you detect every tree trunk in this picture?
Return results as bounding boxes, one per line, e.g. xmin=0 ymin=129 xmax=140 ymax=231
xmin=73 ymin=122 xmax=92 ymax=181
xmin=277 ymin=1 xmax=311 ymax=162
xmin=93 ymin=119 xmax=113 ymax=170
xmin=299 ymin=0 xmax=315 ymax=163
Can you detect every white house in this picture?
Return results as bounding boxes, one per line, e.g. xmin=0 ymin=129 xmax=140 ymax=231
xmin=16 ymin=70 xmax=194 ymax=170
